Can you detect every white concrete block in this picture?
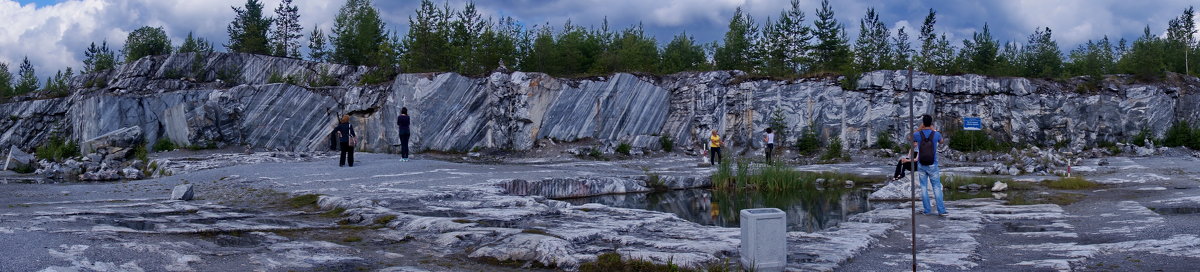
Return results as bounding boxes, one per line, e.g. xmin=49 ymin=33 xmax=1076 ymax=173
xmin=740 ymin=208 xmax=786 ymax=272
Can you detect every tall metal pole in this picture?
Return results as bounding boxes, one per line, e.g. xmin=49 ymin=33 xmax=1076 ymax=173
xmin=908 ymin=67 xmax=917 ymax=272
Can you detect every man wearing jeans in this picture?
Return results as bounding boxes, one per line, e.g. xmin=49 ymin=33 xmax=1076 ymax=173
xmin=911 ymin=114 xmax=947 ymax=216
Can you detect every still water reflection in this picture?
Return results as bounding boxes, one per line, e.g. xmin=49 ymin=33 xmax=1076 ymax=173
xmin=564 ymin=187 xmax=873 ymax=232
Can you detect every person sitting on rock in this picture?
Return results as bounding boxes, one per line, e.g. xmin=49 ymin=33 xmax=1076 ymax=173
xmin=892 ymin=156 xmax=916 ymax=181
xmin=335 ymin=115 xmax=357 ymax=167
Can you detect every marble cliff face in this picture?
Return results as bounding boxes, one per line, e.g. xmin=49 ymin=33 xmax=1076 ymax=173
xmin=3 ymin=52 xmax=1197 ymax=155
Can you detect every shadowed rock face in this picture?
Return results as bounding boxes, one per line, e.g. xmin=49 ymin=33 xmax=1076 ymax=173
xmin=1 ymin=52 xmax=1197 ymax=154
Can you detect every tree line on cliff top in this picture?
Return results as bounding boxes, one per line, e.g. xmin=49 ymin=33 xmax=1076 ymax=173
xmin=2 ymin=0 xmax=1198 ymax=100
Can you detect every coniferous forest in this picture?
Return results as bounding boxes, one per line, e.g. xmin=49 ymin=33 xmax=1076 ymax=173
xmin=2 ymin=0 xmax=1199 ymax=100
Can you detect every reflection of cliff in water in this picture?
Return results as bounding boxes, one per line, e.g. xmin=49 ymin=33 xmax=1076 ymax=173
xmin=565 ymin=187 xmax=873 ymax=232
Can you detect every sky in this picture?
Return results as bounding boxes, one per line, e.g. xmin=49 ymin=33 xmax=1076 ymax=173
xmin=2 ymin=0 xmax=1197 ymax=82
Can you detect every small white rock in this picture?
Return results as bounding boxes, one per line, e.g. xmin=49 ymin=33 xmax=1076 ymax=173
xmin=171 ymin=184 xmax=194 ymax=201
xmin=991 ymin=181 xmax=1008 ymax=192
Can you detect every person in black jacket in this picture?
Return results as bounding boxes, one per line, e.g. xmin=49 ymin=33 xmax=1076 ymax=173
xmin=335 ymin=115 xmax=357 ymax=167
xmin=397 ymin=107 xmax=411 ymax=161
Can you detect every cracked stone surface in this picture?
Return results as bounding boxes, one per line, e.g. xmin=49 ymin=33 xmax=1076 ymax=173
xmin=3 ymin=150 xmax=1200 ymax=271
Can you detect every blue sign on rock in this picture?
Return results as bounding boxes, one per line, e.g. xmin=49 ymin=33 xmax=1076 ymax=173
xmin=963 ymin=117 xmax=982 ymax=131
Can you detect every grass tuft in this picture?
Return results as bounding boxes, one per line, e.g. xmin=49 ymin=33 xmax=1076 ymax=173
xmin=287 ymin=194 xmax=321 ymax=208
xmin=1043 ymin=177 xmax=1099 ymax=190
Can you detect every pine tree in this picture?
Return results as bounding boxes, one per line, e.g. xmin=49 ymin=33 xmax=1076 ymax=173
xmin=178 ymin=32 xmax=215 ymax=54
xmin=960 ymin=23 xmax=999 ymax=75
xmin=608 ymin=24 xmax=659 ymax=73
xmin=778 ymin=0 xmax=812 ymax=73
xmin=660 ymin=32 xmax=708 ymax=74
xmin=474 ymin=18 xmax=519 ymax=73
xmin=891 ymin=26 xmax=912 ymax=69
xmin=83 ymin=40 xmax=117 ymax=72
xmin=1117 ymin=25 xmax=1167 ymax=81
xmin=1018 ymin=27 xmax=1063 ymax=78
xmin=399 ymin=0 xmax=449 ymax=71
xmin=270 ymin=0 xmax=303 ymax=58
xmin=0 ymin=62 xmax=12 ymax=97
xmin=521 ymin=25 xmax=556 ymax=73
xmin=307 ymin=26 xmax=330 ymax=62
xmin=123 ymin=26 xmax=172 ymax=61
xmin=1067 ymin=36 xmax=1115 ymax=80
xmin=226 ymin=0 xmax=273 ymax=55
xmin=810 ymin=0 xmax=851 ymax=73
xmin=450 ymin=2 xmax=488 ymax=75
xmin=43 ymin=67 xmax=74 ymax=96
xmin=758 ymin=16 xmax=791 ymax=76
xmin=14 ymin=57 xmax=38 ymax=95
xmin=853 ymin=8 xmax=891 ymax=73
xmin=916 ymin=9 xmax=938 ymax=72
xmin=331 ymin=0 xmax=388 ymax=66
xmin=713 ymin=7 xmax=757 ymax=72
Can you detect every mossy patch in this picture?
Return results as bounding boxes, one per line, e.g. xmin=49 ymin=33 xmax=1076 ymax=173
xmin=287 ymin=194 xmax=321 ymax=208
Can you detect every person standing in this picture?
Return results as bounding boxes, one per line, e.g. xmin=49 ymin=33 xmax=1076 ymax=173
xmin=763 ymin=128 xmax=775 ymax=164
xmin=335 ymin=115 xmax=357 ymax=167
xmin=911 ymin=114 xmax=946 ymax=216
xmin=396 ymin=107 xmax=411 ymax=162
xmin=709 ymin=130 xmax=722 ymax=166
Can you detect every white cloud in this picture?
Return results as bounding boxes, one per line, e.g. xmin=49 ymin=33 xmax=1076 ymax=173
xmin=0 ymin=0 xmax=342 ymax=82
xmin=1 ymin=0 xmax=1197 ymax=82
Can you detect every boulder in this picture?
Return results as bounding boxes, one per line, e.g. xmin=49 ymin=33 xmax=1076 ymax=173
xmin=79 ymin=170 xmax=120 ymax=181
xmin=5 ymin=146 xmax=35 ymax=172
xmin=171 ymin=184 xmax=194 ymax=201
xmin=121 ymin=167 xmax=143 ymax=180
xmin=1006 ymin=167 xmax=1020 ymax=176
xmin=868 ymin=179 xmax=916 ymax=201
xmin=1097 ymin=158 xmax=1110 ymax=166
xmin=958 ymin=183 xmax=983 ymax=191
xmin=991 ymin=181 xmax=1008 ymax=192
xmin=81 ymin=126 xmax=143 ymax=154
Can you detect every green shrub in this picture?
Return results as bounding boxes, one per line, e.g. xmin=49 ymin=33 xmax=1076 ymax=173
xmin=711 ymin=161 xmax=884 ymax=192
xmin=1130 ymin=128 xmax=1154 ymax=147
xmin=659 ymin=135 xmax=674 ymax=152
xmin=616 ymin=142 xmax=632 ymax=155
xmin=584 ymin=147 xmax=605 ymax=160
xmin=948 ymin=129 xmax=1007 ymax=152
xmin=874 ymin=131 xmax=895 ymax=150
xmin=795 ymin=125 xmax=820 ymax=155
xmin=1162 ymin=121 xmax=1199 ymax=150
xmin=820 ymin=138 xmax=844 ymax=161
xmin=132 ymin=144 xmax=149 ymax=162
xmin=1043 ymin=176 xmax=1099 ymax=190
xmin=163 ymin=68 xmax=185 ymax=79
xmin=35 ymin=136 xmax=79 ymax=162
xmin=1097 ymin=140 xmax=1121 ymax=155
xmin=267 ymin=72 xmax=300 ymax=85
xmin=152 ymin=138 xmax=177 ymax=152
xmin=358 ymin=68 xmax=396 ymax=85
xmin=307 ymin=67 xmax=339 ymax=87
xmin=287 ymin=194 xmax=321 ymax=208
xmin=216 ymin=65 xmax=242 ymax=86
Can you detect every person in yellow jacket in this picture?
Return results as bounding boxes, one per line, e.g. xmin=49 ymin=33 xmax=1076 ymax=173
xmin=709 ymin=129 xmax=722 ymax=166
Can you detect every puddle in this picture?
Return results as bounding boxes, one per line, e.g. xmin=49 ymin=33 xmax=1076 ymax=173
xmin=565 ymin=187 xmax=872 ymax=232
xmin=1003 ymin=220 xmax=1068 ymax=232
xmin=93 ymin=218 xmax=157 ymax=231
xmin=1150 ymin=207 xmax=1200 ymax=215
